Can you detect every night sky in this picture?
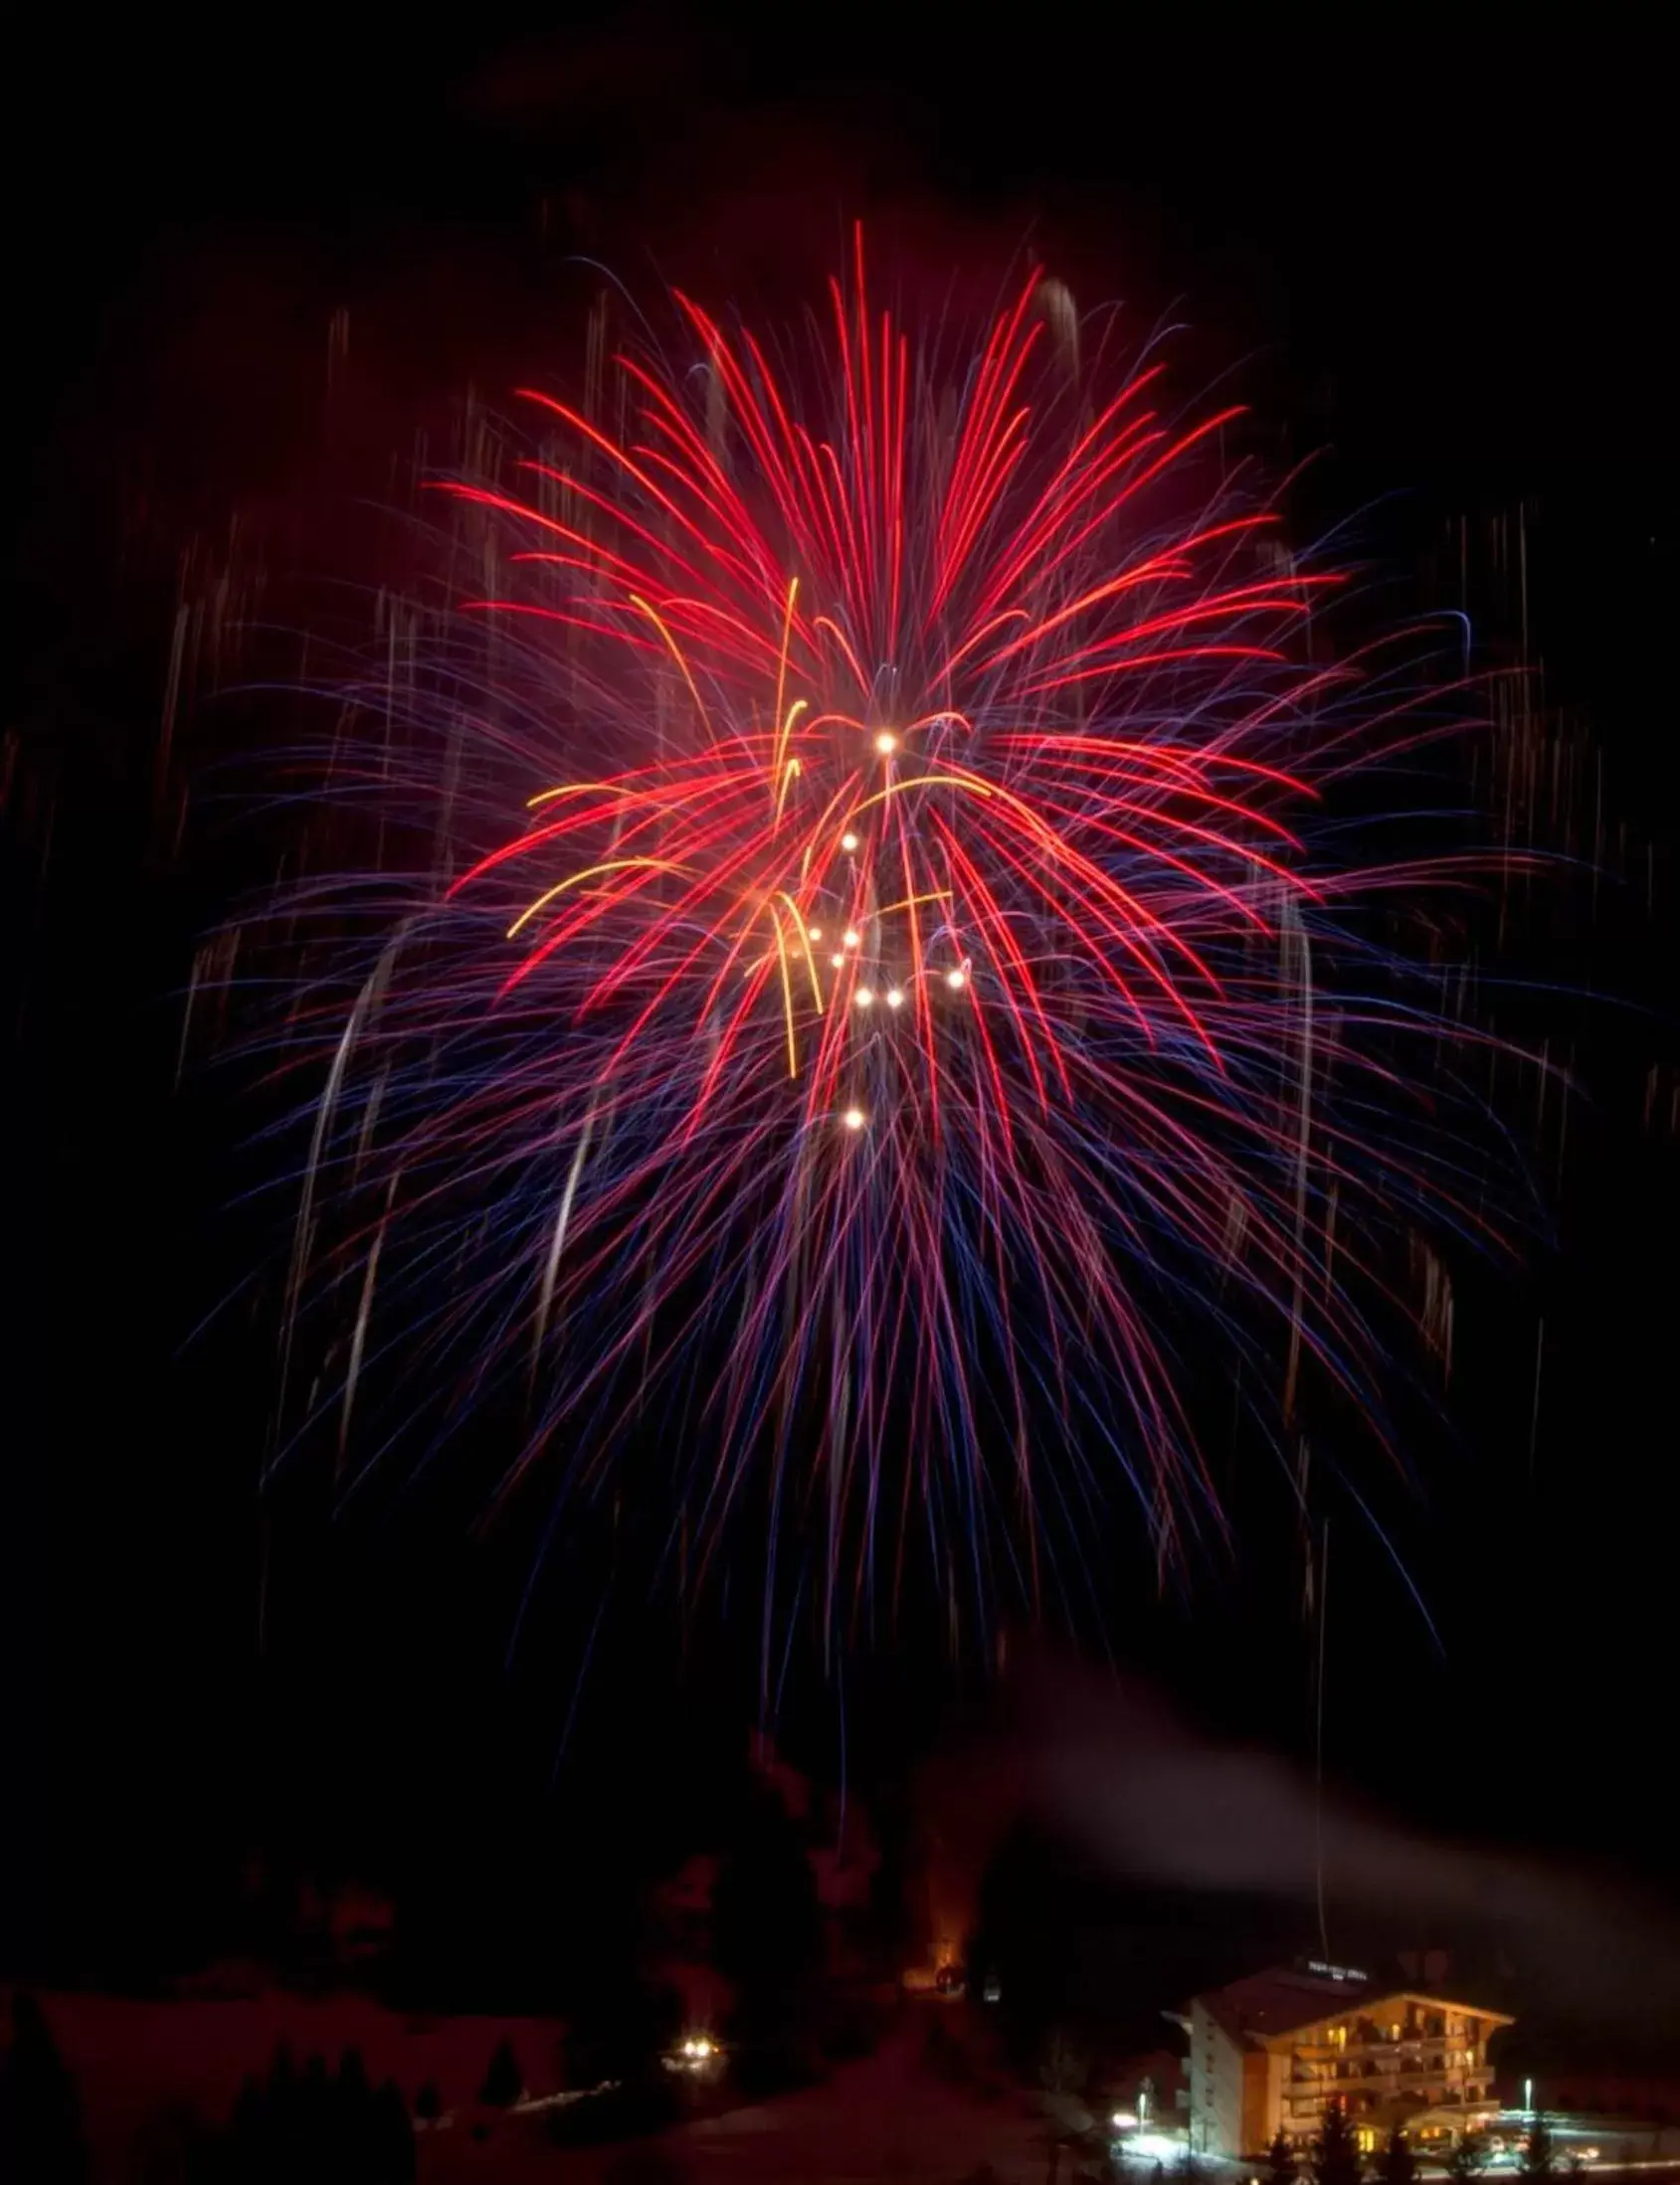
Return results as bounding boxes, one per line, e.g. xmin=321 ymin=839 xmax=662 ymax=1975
xmin=4 ymin=17 xmax=1674 ymax=2038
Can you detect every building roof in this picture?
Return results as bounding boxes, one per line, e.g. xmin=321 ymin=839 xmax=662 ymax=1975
xmin=1198 ymin=1967 xmax=1373 ymax=2044
xmin=1195 ymin=1967 xmax=1514 ymax=2049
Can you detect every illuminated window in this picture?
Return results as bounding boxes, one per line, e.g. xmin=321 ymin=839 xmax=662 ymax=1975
xmin=1389 ymin=2025 xmax=1401 ymax=2043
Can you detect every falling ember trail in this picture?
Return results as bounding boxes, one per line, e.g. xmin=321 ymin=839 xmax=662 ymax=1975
xmin=530 ymin=1093 xmax=603 ymax=1390
xmin=1281 ymin=891 xmax=1315 ymax=1424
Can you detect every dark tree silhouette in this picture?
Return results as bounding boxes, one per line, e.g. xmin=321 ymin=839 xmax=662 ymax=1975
xmin=414 ymin=2079 xmax=442 ymax=2122
xmin=711 ymin=1786 xmax=821 ymax=2047
xmin=325 ymin=2048 xmax=373 ymax=2178
xmin=0 ymin=1992 xmax=91 ymax=2185
xmin=1309 ymin=2100 xmax=1364 ymax=2185
xmin=1521 ymin=2115 xmax=1557 ymax=2181
xmin=1036 ymin=2025 xmax=1089 ymax=2185
xmin=866 ymin=1796 xmax=928 ymax=1975
xmin=192 ymin=2042 xmax=414 ymax=2184
xmin=372 ymin=2080 xmax=417 ymax=2184
xmin=1446 ymin=2134 xmax=1490 ymax=2184
xmin=1037 ymin=2027 xmax=1087 ymax=2097
xmin=479 ymin=2036 xmax=523 ymax=2107
xmin=224 ymin=2063 xmax=270 ymax=2182
xmin=967 ymin=1822 xmax=1073 ymax=2069
xmin=1268 ymin=2130 xmax=1301 ymax=2185
xmin=1377 ymin=2127 xmax=1417 ymax=2185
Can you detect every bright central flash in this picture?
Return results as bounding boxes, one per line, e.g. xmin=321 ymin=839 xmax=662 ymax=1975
xmin=855 ymin=988 xmax=874 ymax=1007
xmin=946 ymin=968 xmax=967 ymax=990
xmin=885 ymin=988 xmax=904 ymax=1009
xmin=840 ymin=831 xmax=859 ymax=851
xmin=874 ymin=731 xmax=897 ymax=755
xmin=842 ymin=928 xmax=860 ymax=949
xmin=842 ymin=1106 xmax=866 ymax=1131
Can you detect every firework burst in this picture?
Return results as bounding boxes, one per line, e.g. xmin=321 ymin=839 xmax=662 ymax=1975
xmin=270 ymin=232 xmax=1516 ymax=1664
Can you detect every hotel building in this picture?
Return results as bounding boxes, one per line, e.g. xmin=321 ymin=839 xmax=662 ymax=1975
xmin=1180 ymin=1962 xmax=1513 ymax=2158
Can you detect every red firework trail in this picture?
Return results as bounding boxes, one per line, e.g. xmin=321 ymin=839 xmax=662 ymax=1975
xmin=276 ymin=229 xmax=1518 ymax=1654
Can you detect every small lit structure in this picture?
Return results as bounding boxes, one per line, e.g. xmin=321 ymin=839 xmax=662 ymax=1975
xmin=1118 ymin=2133 xmax=1185 ymax=2165
xmin=664 ymin=2032 xmax=722 ymax=2076
xmin=1109 ymin=2068 xmax=1187 ymax=2164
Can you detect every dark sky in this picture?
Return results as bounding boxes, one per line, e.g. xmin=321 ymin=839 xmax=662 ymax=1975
xmin=4 ymin=18 xmax=1674 ymax=2006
